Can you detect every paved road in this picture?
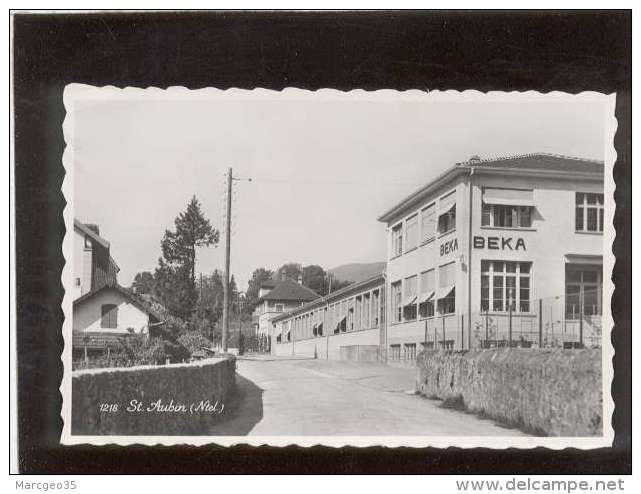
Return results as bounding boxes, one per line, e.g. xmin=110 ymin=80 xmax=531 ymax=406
xmin=210 ymin=358 xmax=528 ymax=436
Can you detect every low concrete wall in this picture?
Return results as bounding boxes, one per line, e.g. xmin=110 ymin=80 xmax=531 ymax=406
xmin=273 ymin=328 xmax=381 ymax=360
xmin=416 ymin=349 xmax=602 ymax=436
xmin=339 ymin=345 xmax=379 ymax=362
xmin=72 ymin=356 xmax=236 ymax=435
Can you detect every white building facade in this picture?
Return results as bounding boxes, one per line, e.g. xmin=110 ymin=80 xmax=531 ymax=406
xmin=378 ymin=154 xmax=604 ymax=360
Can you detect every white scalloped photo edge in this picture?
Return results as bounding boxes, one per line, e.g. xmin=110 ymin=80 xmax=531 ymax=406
xmin=60 ymin=85 xmax=617 ymax=449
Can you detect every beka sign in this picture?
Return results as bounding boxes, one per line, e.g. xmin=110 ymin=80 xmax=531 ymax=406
xmin=473 ymin=235 xmax=526 ymax=251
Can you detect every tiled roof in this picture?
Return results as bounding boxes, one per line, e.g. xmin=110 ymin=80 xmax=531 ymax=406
xmin=378 ymin=152 xmax=603 ymax=223
xmin=456 ymin=153 xmax=604 ymax=174
xmin=72 ymin=331 xmax=131 ymax=350
xmin=259 ymin=279 xmax=320 ymax=302
xmin=271 ymin=273 xmax=386 ymax=323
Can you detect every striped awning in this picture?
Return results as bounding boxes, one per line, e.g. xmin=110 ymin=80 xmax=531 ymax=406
xmin=482 ymin=187 xmax=534 ymax=207
xmin=420 ymin=291 xmax=435 ymax=304
xmin=436 ymin=285 xmax=455 ymax=300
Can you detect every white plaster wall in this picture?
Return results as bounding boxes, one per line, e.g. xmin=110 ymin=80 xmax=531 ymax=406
xmin=72 ymin=231 xmax=85 ymax=300
xmin=383 ymin=171 xmax=603 ymax=351
xmin=73 ymin=288 xmax=150 ymax=334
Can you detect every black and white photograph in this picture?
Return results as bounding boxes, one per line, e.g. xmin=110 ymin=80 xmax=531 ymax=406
xmin=60 ymin=86 xmax=615 ymax=448
xmin=11 ymin=9 xmax=633 ymax=479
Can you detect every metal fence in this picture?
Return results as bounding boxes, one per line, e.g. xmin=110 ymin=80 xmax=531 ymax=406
xmin=419 ymin=289 xmax=602 ymax=351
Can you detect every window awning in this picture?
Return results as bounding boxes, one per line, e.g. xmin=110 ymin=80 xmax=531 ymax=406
xmin=420 ymin=291 xmax=435 ymax=304
xmin=565 ymin=254 xmax=603 ymax=265
xmin=483 ymin=187 xmax=534 ymax=207
xmin=437 ymin=285 xmax=455 ymax=300
xmin=403 ymin=295 xmax=417 ymax=306
xmin=439 ymin=191 xmax=456 ymax=211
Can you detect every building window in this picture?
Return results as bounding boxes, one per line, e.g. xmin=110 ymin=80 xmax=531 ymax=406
xmin=275 ymin=303 xmax=284 ymax=312
xmin=371 ymin=289 xmax=380 ymax=326
xmin=389 ymin=344 xmax=401 ymax=361
xmin=421 ymin=203 xmax=436 ymax=244
xmin=403 ymin=275 xmax=418 ymax=321
xmin=482 ymin=204 xmax=533 ymax=228
xmin=438 ymin=191 xmax=456 ymax=234
xmin=404 ymin=343 xmax=417 ymax=361
xmin=565 ymin=267 xmax=602 ymax=319
xmin=100 ymin=304 xmax=118 ymax=329
xmin=363 ymin=292 xmax=371 ymax=329
xmin=437 ymin=262 xmax=456 ymax=314
xmin=419 ymin=269 xmax=435 ymax=318
xmin=405 ymin=214 xmax=418 ymax=251
xmin=481 ymin=261 xmax=531 ymax=313
xmin=575 ymin=193 xmax=604 ymax=232
xmin=392 ymin=223 xmax=403 ymax=257
xmin=75 ymin=277 xmax=81 ymax=287
xmin=391 ymin=281 xmax=402 ymax=323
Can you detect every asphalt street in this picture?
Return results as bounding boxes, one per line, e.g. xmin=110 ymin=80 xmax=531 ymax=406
xmin=209 ymin=358 xmax=528 ymax=436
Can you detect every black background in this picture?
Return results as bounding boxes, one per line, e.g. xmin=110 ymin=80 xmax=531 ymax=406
xmin=13 ymin=10 xmax=632 ymax=474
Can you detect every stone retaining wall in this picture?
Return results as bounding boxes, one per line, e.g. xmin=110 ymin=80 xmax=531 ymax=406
xmin=72 ymin=356 xmax=236 ymax=435
xmin=416 ymin=349 xmax=602 ymax=436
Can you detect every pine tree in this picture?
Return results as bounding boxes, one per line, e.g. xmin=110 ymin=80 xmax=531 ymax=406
xmin=155 ymin=196 xmax=219 ymax=318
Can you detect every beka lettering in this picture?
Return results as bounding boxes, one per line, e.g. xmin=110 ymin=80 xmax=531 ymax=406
xmin=473 ymin=235 xmax=526 ymax=251
xmin=440 ymin=238 xmax=458 ymax=256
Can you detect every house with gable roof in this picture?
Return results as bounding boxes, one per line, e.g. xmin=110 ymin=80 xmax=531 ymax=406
xmin=72 ymin=219 xmax=164 ymax=358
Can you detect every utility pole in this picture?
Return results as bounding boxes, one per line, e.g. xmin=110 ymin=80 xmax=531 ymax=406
xmin=222 ymin=167 xmax=232 ymax=352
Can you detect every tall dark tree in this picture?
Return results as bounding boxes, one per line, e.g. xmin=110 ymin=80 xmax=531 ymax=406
xmin=302 ymin=264 xmax=326 ymax=295
xmin=277 ymin=262 xmax=302 ymax=282
xmin=245 ymin=267 xmax=274 ymax=314
xmin=155 ymin=196 xmax=219 ymax=318
xmin=131 ymin=271 xmax=155 ymax=294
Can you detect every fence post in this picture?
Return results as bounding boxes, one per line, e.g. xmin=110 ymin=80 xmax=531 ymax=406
xmin=442 ymin=317 xmax=446 ymax=349
xmin=461 ymin=314 xmax=464 ymax=350
xmin=538 ymin=298 xmax=543 ymax=348
xmin=424 ymin=320 xmax=428 ymax=353
xmin=579 ymin=292 xmax=584 ymax=348
xmin=485 ymin=309 xmax=489 ymax=348
xmin=434 ymin=326 xmax=437 ymax=349
xmin=508 ymin=303 xmax=513 ymax=348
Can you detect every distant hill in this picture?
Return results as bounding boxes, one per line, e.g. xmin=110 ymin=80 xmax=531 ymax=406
xmin=328 ymin=262 xmax=386 ymax=284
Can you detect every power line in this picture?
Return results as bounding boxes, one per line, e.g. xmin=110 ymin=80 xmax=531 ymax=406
xmin=243 ymin=177 xmax=419 ymax=186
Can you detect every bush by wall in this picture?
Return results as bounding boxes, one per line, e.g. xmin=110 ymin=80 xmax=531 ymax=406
xmin=72 ymin=356 xmax=236 ymax=435
xmin=416 ymin=349 xmax=602 ymax=436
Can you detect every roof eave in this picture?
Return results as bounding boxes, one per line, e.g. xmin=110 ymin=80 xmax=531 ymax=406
xmin=377 ymin=165 xmax=466 ymax=224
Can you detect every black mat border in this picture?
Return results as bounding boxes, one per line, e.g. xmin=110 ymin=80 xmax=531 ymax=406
xmin=12 ymin=10 xmax=632 ymax=474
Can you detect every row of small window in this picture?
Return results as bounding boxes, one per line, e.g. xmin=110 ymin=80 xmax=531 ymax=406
xmin=390 ymin=191 xmax=603 ymax=259
xmin=388 ymin=341 xmax=456 ymax=361
xmin=278 ymin=289 xmax=382 ymax=340
xmin=390 ymin=260 xmax=533 ymax=324
xmin=391 ymin=190 xmax=456 ymax=257
xmin=390 ymin=261 xmax=457 ymax=323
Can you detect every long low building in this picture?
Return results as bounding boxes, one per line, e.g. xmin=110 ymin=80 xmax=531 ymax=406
xmin=271 ymin=153 xmax=605 ymax=363
xmin=270 ymin=274 xmax=385 ymax=361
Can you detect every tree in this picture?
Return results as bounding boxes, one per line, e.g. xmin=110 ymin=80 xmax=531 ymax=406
xmin=131 ymin=271 xmax=155 ymax=294
xmin=155 ymin=196 xmax=219 ymax=318
xmin=277 ymin=262 xmax=302 ymax=282
xmin=245 ymin=267 xmax=274 ymax=314
xmin=302 ymin=264 xmax=327 ymax=295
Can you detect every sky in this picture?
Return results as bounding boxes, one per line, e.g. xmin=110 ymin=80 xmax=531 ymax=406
xmin=72 ymin=90 xmax=609 ymax=291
